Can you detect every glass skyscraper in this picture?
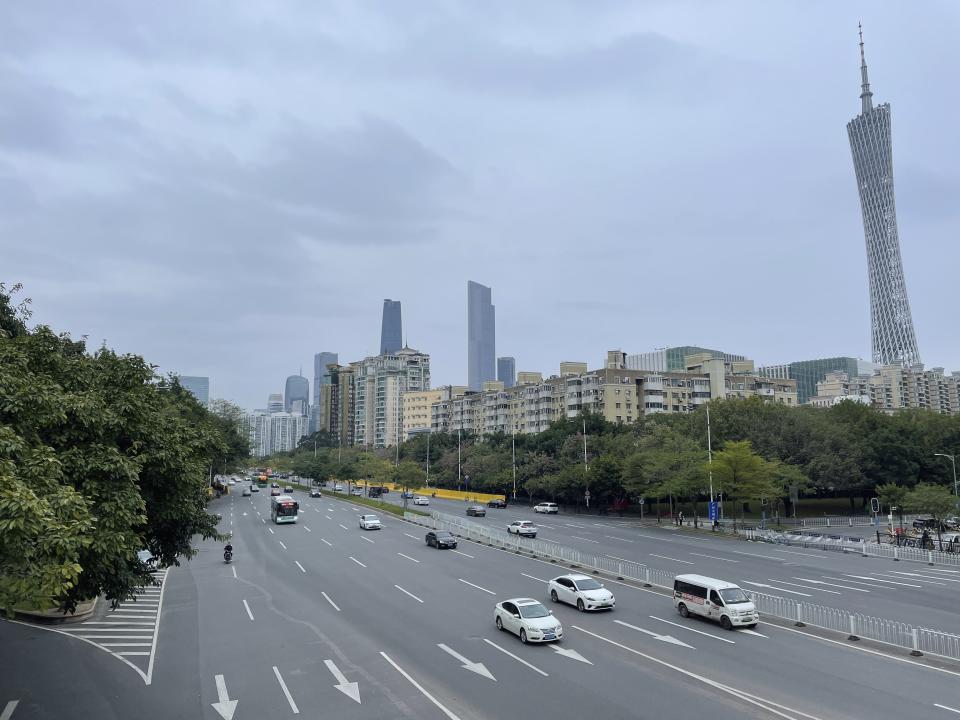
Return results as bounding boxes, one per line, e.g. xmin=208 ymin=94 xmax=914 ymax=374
xmin=468 ymin=281 xmax=496 ymax=391
xmin=179 ymin=376 xmax=209 ymax=405
xmin=380 ymin=299 xmax=403 ymax=355
xmin=497 ymin=356 xmax=516 ymax=388
xmin=847 ymin=27 xmax=921 ymax=366
xmin=284 ymin=375 xmax=309 ymax=415
xmin=313 ymin=351 xmax=338 ymax=403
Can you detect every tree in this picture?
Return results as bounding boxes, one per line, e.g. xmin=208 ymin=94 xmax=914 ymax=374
xmin=393 ymin=461 xmax=425 ymax=496
xmin=876 ymin=482 xmax=908 ymax=527
xmin=904 ymin=483 xmax=956 ymax=542
xmin=710 ymin=440 xmax=781 ymax=523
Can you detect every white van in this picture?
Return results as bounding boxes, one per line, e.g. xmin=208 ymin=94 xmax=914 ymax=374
xmin=673 ymin=574 xmax=758 ymax=630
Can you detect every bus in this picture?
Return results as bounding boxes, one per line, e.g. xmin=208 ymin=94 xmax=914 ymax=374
xmin=271 ymin=495 xmax=299 ymax=524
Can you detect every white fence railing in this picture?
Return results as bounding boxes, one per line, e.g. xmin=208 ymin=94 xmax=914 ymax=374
xmin=405 ymin=511 xmax=960 ymax=662
xmin=743 ymin=529 xmax=960 ymax=567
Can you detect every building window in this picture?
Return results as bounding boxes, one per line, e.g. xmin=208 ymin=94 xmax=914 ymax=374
xmin=616 ymin=402 xmax=621 ymax=409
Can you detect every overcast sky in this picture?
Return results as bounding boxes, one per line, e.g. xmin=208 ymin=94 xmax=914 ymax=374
xmin=3 ymin=1 xmax=958 ymax=410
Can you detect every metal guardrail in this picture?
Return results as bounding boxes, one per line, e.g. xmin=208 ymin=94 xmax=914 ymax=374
xmin=404 ymin=511 xmax=960 ymax=662
xmin=743 ymin=529 xmax=960 ymax=567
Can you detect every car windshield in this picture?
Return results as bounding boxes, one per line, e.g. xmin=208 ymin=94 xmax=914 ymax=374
xmin=518 ymin=602 xmax=550 ymax=619
xmin=575 ymin=579 xmax=602 ymax=591
xmin=719 ymin=588 xmax=751 ymax=604
xmin=436 ymin=532 xmax=453 ymax=539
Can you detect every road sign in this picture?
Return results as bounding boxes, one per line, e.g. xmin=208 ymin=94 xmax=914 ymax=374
xmin=584 ymin=490 xmax=591 ymax=499
xmin=708 ymin=501 xmax=719 ymax=521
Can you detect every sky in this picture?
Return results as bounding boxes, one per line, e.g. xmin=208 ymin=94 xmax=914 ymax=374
xmin=3 ymin=1 xmax=959 ymax=410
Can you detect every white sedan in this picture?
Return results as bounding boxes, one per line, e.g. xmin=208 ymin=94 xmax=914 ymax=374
xmin=413 ymin=496 xmax=430 ymax=506
xmin=548 ymin=574 xmax=615 ymax=611
xmin=494 ymin=598 xmax=563 ymax=644
xmin=359 ymin=514 xmax=382 ymax=530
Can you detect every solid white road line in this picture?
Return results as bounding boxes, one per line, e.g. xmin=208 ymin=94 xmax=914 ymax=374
xmin=397 ymin=553 xmax=420 ymax=564
xmin=395 ymin=585 xmax=424 ymax=603
xmin=339 ymin=523 xmax=348 ymax=530
xmin=380 ymin=652 xmax=463 ymax=720
xmin=349 ymin=556 xmax=366 ymax=568
xmin=268 ymin=528 xmax=274 ymax=535
xmin=649 ymin=553 xmax=694 ymax=564
xmin=741 ymin=581 xmax=811 ymax=597
xmin=604 ymin=535 xmax=634 ymax=543
xmin=648 ymin=616 xmax=735 ymax=644
xmin=243 ymin=599 xmax=254 ymax=621
xmin=1 ymin=701 xmax=19 ymax=720
xmin=304 ymin=527 xmax=311 ymax=532
xmin=767 ymin=579 xmax=841 ymax=594
xmin=821 ymin=575 xmax=887 ymax=589
xmin=570 ymin=536 xmax=600 ymax=544
xmin=361 ymin=536 xmax=375 ymax=544
xmin=272 ymin=666 xmax=300 ymax=714
xmin=521 ymin=573 xmax=548 ymax=583
xmin=321 ymin=592 xmax=341 ymax=612
xmin=482 ymin=638 xmax=549 ymax=677
xmin=450 ymin=549 xmax=475 ymax=558
xmin=690 ymin=552 xmax=738 ymax=563
xmin=934 ymin=703 xmax=960 ymax=715
xmin=279 ymin=541 xmax=287 ymax=550
xmin=295 ymin=561 xmax=306 ymax=573
xmin=321 ymin=538 xmax=333 ymax=546
xmin=458 ymin=578 xmax=496 ymax=595
xmin=232 ymin=566 xmax=237 ymax=579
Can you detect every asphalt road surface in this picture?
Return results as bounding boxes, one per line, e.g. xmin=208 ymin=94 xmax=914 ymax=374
xmin=3 ymin=490 xmax=960 ymax=719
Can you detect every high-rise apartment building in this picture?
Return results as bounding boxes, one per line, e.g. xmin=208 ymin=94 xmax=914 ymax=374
xmin=810 ymin=365 xmax=960 ymax=415
xmin=467 ymin=281 xmax=496 ymax=391
xmin=329 ymin=364 xmax=358 ymax=448
xmin=244 ymin=410 xmax=309 ymax=457
xmin=497 ymin=357 xmax=516 ymax=388
xmin=847 ymin=27 xmax=921 ymax=366
xmin=266 ymin=393 xmax=284 ymax=413
xmin=354 ymin=348 xmax=431 ymax=448
xmin=380 ymin=300 xmax=403 ymax=355
xmin=284 ymin=375 xmax=309 ymax=415
xmin=179 ymin=376 xmax=209 ymax=405
xmin=313 ymin=352 xmax=338 ymax=404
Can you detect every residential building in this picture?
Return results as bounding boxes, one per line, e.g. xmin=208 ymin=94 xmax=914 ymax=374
xmin=354 ymin=348 xmax=431 ymax=448
xmin=429 ymin=385 xmax=469 ymax=433
xmin=313 ymin=352 xmax=338 ymax=404
xmin=559 ymin=361 xmax=588 ymax=376
xmin=808 ymin=372 xmax=873 ymax=408
xmin=284 ymin=375 xmax=309 ymax=415
xmin=516 ymin=371 xmax=543 ymax=385
xmin=380 ymin=300 xmax=402 ymax=355
xmin=266 ymin=393 xmax=284 ymax=413
xmin=244 ymin=410 xmax=308 ymax=457
xmin=497 ymin=357 xmax=516 ymax=388
xmin=329 ymin=363 xmax=358 ymax=448
xmin=847 ymin=28 xmax=921 ymax=366
xmin=402 ymin=389 xmax=444 ymax=439
xmin=179 ymin=376 xmax=209 ymax=405
xmin=467 ymin=281 xmax=496 ymax=391
xmin=626 ymin=346 xmax=747 ymax=373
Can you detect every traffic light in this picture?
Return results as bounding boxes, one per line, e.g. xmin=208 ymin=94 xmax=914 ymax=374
xmin=870 ymin=497 xmax=880 ymax=513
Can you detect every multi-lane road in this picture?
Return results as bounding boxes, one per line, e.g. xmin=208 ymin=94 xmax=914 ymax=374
xmin=2 ymin=488 xmax=960 ymax=719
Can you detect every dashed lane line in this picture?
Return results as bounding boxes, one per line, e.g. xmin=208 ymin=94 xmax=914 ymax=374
xmin=397 ymin=553 xmax=420 ymax=564
xmin=395 ymin=585 xmax=424 ymax=603
xmin=295 ymin=561 xmax=306 ymax=573
xmin=767 ymin=579 xmax=840 ymax=595
xmin=570 ymin=536 xmax=600 ymax=544
xmin=649 ymin=553 xmax=694 ymax=565
xmin=690 ymin=552 xmax=738 ymax=563
xmin=272 ymin=666 xmax=300 ymax=714
xmin=458 ymin=578 xmax=496 ymax=595
xmin=450 ymin=549 xmax=474 ymax=558
xmin=321 ymin=592 xmax=341 ymax=612
xmin=243 ymin=599 xmax=254 ymax=621
xmin=361 ymin=536 xmax=375 ymax=544
xmin=521 ymin=573 xmax=548 ymax=583
xmin=321 ymin=538 xmax=333 ymax=547
xmin=380 ymin=652 xmax=463 ymax=720
xmin=349 ymin=556 xmax=367 ymax=568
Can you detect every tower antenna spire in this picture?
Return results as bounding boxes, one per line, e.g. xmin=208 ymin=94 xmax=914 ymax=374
xmin=858 ymin=22 xmax=873 ymax=113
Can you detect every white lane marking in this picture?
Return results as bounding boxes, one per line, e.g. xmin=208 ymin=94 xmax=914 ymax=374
xmin=731 ymin=550 xmax=781 ymax=561
xmin=66 ymin=634 xmax=154 ymax=640
xmin=272 ymin=665 xmax=300 ymax=714
xmin=934 ymin=703 xmax=960 ymax=715
xmin=846 ymin=574 xmax=922 ymax=588
xmin=451 ymin=549 xmax=475 ymax=558
xmin=321 ymin=592 xmax=341 ymax=612
xmin=890 ymin=570 xmax=959 ymax=584
xmin=741 ymin=580 xmax=811 ymax=597
xmin=793 ymin=577 xmax=869 ymax=592
xmin=767 ymin=579 xmax=840 ymax=594
xmin=100 ymin=643 xmax=152 ymax=647
xmin=349 ymin=556 xmax=366 ymax=568
xmin=268 ymin=528 xmax=274 ymax=535
xmin=458 ymin=578 xmax=496 ymax=595
xmin=564 ymin=523 xmax=588 ymax=529
xmin=232 ymin=566 xmax=237 ymax=579
xmin=279 ymin=541 xmax=287 ymax=550
xmin=321 ymin=538 xmax=333 ymax=546
xmin=380 ymin=652 xmax=463 ymax=720
xmin=570 ymin=536 xmax=600 ymax=544
xmin=648 ymin=615 xmax=735 ymax=644
xmin=81 ymin=622 xmax=155 ymax=626
xmin=604 ymin=535 xmax=635 ymax=543
xmin=633 ymin=533 xmax=674 ymax=542
xmin=538 ymin=524 xmax=556 ymax=529
xmin=324 ymin=659 xmax=361 ymax=704
xmin=573 ymin=626 xmax=824 ymax=720
xmin=821 ymin=575 xmax=886 ymax=589
xmin=361 ymin=536 xmax=375 ymax=544
xmin=605 ymin=554 xmax=635 ymax=563
xmin=404 ymin=533 xmax=420 ymax=540
xmin=261 ymin=518 xmax=265 ymax=524
xmin=614 ymin=619 xmax=695 ymax=648
xmin=650 ymin=553 xmax=694 ymax=565
xmin=326 ymin=516 xmax=333 ymax=520
xmin=397 ymin=552 xmax=420 ymax=564
xmin=304 ymin=527 xmax=311 ymax=533
xmin=739 ymin=628 xmax=768 ymax=638
xmin=437 ymin=643 xmax=497 ymax=681
xmin=395 ymin=585 xmax=424 ymax=603
xmin=482 ymin=638 xmax=549 ymax=676
xmin=116 ymin=652 xmax=150 ymax=656
xmin=106 ymin=614 xmax=156 ymax=620
xmin=339 ymin=523 xmax=348 ymax=530
xmin=295 ymin=561 xmax=306 ymax=573
xmin=770 ymin=548 xmax=825 ymax=559
xmin=551 ymin=645 xmax=593 ymax=664
xmin=243 ymin=599 xmax=254 ymax=621
xmin=142 ymin=572 xmax=169 ymax=685
xmin=690 ymin=552 xmax=739 ymax=563
xmin=521 ymin=573 xmax=548 ymax=583
xmin=1 ymin=701 xmax=19 ymax=720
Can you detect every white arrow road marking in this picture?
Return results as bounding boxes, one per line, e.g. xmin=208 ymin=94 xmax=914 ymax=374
xmin=741 ymin=581 xmax=811 ymax=597
xmin=521 ymin=573 xmax=548 ymax=583
xmin=793 ymin=577 xmax=868 ymax=592
xmin=349 ymin=556 xmax=366 ymax=567
xmin=482 ymin=638 xmax=548 ymax=677
xmin=211 ymin=674 xmax=238 ymax=720
xmin=272 ymin=666 xmax=300 ymax=714
xmin=1 ymin=701 xmax=19 ymax=720
xmin=395 ymin=585 xmax=424 ymax=603
xmin=690 ymin=552 xmax=738 ymax=563
xmin=321 ymin=538 xmax=333 ymax=547
xmin=738 ymin=628 xmax=768 ymax=638
xmin=649 ymin=553 xmax=694 ymax=564
xmin=295 ymin=561 xmax=306 ymax=573
xmin=380 ymin=652 xmax=463 ymax=720
xmin=614 ymin=619 xmax=695 ymax=648
xmin=846 ymin=574 xmax=921 ymax=588
xmin=648 ymin=616 xmax=734 ymax=644
xmin=324 ymin=659 xmax=361 ymax=703
xmin=458 ymin=578 xmax=496 ymax=595
xmin=550 ymin=645 xmax=592 ymax=664
xmin=437 ymin=644 xmax=497 ymax=681
xmin=934 ymin=703 xmax=960 ymax=715
xmin=397 ymin=553 xmax=420 ymax=563
xmin=321 ymin=592 xmax=341 ymax=612
xmin=242 ymin=600 xmax=254 ymax=621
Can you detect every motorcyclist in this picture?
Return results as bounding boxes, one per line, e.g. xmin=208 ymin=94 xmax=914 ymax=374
xmin=224 ymin=542 xmax=234 ymax=561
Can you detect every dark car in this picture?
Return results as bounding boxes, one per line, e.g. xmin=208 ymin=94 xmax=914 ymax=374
xmin=466 ymin=505 xmax=486 ymax=517
xmin=487 ymin=498 xmax=507 ymax=508
xmin=426 ymin=531 xmax=458 ymax=549
xmin=284 ymin=486 xmax=294 ymax=493
xmin=913 ymin=518 xmax=946 ymax=531
xmin=368 ymin=487 xmax=383 ymax=498
xmin=309 ymin=488 xmax=322 ymax=498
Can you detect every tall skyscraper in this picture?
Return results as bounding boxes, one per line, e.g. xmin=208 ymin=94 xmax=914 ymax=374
xmin=847 ymin=27 xmax=921 ymax=366
xmin=313 ymin=352 xmax=338 ymax=403
xmin=467 ymin=281 xmax=496 ymax=391
xmin=380 ymin=299 xmax=403 ymax=355
xmin=284 ymin=375 xmax=309 ymax=415
xmin=497 ymin=356 xmax=516 ymax=388
xmin=179 ymin=376 xmax=209 ymax=404
xmin=267 ymin=393 xmax=284 ymax=413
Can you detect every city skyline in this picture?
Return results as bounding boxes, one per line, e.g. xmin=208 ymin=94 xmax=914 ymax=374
xmin=4 ymin=4 xmax=958 ymax=410
xmin=467 ymin=280 xmax=496 ymax=391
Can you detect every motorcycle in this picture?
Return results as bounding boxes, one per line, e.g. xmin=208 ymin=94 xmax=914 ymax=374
xmin=223 ymin=549 xmax=233 ymax=564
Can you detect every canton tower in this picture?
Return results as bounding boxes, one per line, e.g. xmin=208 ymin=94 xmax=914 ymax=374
xmin=847 ymin=25 xmax=921 ymax=366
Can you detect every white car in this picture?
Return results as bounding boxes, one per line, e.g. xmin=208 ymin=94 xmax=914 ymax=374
xmin=413 ymin=496 xmax=430 ymax=506
xmin=334 ymin=484 xmax=344 ymax=492
xmin=494 ymin=598 xmax=562 ymax=644
xmin=359 ymin=514 xmax=382 ymax=530
xmin=507 ymin=520 xmax=538 ymax=538
xmin=351 ymin=487 xmax=364 ymax=496
xmin=534 ymin=502 xmax=559 ymax=514
xmin=548 ymin=574 xmax=615 ymax=612
xmin=228 ymin=479 xmax=236 ymax=485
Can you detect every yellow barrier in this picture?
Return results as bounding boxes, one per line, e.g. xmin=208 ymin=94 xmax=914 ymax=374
xmin=340 ymin=479 xmax=504 ymax=504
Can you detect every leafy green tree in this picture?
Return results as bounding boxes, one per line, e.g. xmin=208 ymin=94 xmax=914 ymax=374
xmin=710 ymin=440 xmax=781 ymax=522
xmin=876 ymin=482 xmax=909 ymax=527
xmin=393 ymin=461 xmax=425 ymax=494
xmin=904 ymin=483 xmax=956 ymax=523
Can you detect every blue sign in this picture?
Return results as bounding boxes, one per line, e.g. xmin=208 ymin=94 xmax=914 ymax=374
xmin=708 ymin=501 xmax=719 ymax=521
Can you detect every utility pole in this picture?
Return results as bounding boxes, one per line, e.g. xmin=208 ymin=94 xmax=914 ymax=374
xmin=934 ymin=453 xmax=958 ymax=506
xmin=706 ymin=404 xmax=714 ymax=502
xmin=426 ymin=429 xmax=431 ymax=487
xmin=511 ymin=424 xmax=517 ymax=500
xmin=457 ymin=427 xmax=462 ymax=491
xmin=582 ymin=417 xmax=588 ymax=471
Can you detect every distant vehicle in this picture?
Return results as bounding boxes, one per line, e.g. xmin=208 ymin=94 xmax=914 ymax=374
xmin=425 ymin=531 xmax=457 ymax=549
xmin=466 ymin=505 xmax=486 ymax=517
xmin=250 ymin=485 xmax=260 ymax=493
xmin=359 ymin=514 xmax=382 ymax=530
xmin=271 ymin=482 xmax=280 ymax=489
xmin=674 ymin=574 xmax=758 ymax=630
xmin=242 ymin=487 xmax=252 ymax=497
xmin=228 ymin=479 xmax=236 ymax=485
xmin=309 ymin=488 xmax=322 ymax=498
xmin=913 ymin=517 xmax=954 ymax=532
xmin=402 ymin=491 xmax=415 ymax=499
xmin=270 ymin=487 xmax=281 ymax=496
xmin=368 ymin=487 xmax=383 ymax=498
xmin=507 ymin=520 xmax=537 ymax=537
xmin=534 ymin=502 xmax=559 ymax=514
xmin=494 ymin=598 xmax=562 ymax=644
xmin=334 ymin=484 xmax=344 ymax=492
xmin=413 ymin=496 xmax=429 ymax=506
xmin=351 ymin=487 xmax=364 ymax=496
xmin=379 ymin=487 xmax=389 ymax=494
xmin=271 ymin=495 xmax=299 ymax=524
xmin=549 ymin=574 xmax=615 ymax=612
xmin=487 ymin=498 xmax=507 ymax=508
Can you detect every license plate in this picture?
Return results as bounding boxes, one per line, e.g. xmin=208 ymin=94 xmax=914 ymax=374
xmin=543 ymin=633 xmax=556 ymax=640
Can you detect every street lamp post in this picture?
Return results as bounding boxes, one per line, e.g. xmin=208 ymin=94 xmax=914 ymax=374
xmin=511 ymin=425 xmax=517 ymax=500
xmin=934 ymin=453 xmax=959 ymax=506
xmin=426 ymin=430 xmax=431 ymax=487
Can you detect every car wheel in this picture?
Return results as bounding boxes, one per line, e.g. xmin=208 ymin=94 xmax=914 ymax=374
xmin=720 ymin=615 xmax=733 ymax=631
xmin=496 ymin=616 xmax=503 ymax=631
xmin=577 ymin=599 xmax=585 ymax=612
xmin=520 ymin=629 xmax=528 ymax=644
xmin=550 ymin=589 xmax=559 ymax=603
xmin=678 ymin=603 xmax=689 ymax=618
